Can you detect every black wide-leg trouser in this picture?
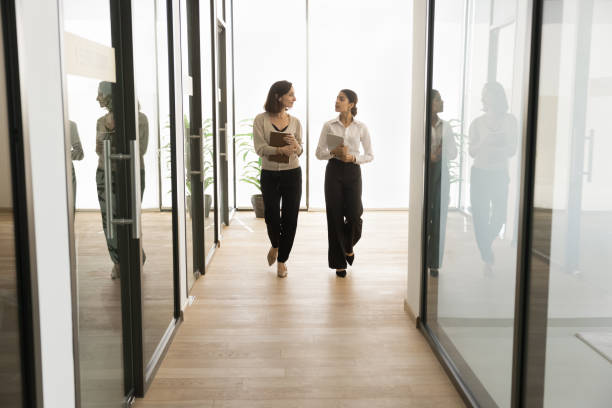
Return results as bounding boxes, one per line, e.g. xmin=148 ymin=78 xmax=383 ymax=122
xmin=260 ymin=167 xmax=302 ymax=263
xmin=324 ymin=159 xmax=363 ymax=269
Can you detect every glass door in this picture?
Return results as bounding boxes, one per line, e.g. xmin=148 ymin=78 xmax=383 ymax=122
xmin=216 ymin=21 xmax=231 ymax=227
xmin=63 ymin=0 xmax=179 ymax=401
xmin=131 ymin=0 xmax=177 ymax=381
xmin=422 ymin=0 xmax=532 ymax=406
xmin=62 ymin=1 xmax=132 ymax=404
xmin=201 ymin=0 xmax=217 ymax=259
xmin=0 ymin=7 xmax=26 ymax=405
xmin=182 ymin=0 xmax=207 ymax=291
xmin=532 ymin=0 xmax=612 ymax=406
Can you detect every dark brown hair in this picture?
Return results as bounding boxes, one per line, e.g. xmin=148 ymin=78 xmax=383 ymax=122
xmin=340 ymin=89 xmax=358 ymax=116
xmin=264 ymin=80 xmax=293 ymax=113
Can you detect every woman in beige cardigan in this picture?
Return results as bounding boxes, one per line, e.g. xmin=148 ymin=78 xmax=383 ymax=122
xmin=253 ymin=80 xmax=303 ymax=278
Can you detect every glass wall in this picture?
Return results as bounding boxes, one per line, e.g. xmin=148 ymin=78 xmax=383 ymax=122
xmin=308 ymin=0 xmax=412 ymax=209
xmin=201 ymin=0 xmax=216 ymax=257
xmin=424 ymin=0 xmax=530 ymax=406
xmin=62 ymin=2 xmax=126 ymax=405
xmin=233 ymin=0 xmax=307 ymax=209
xmin=0 ymin=9 xmax=24 ymax=405
xmin=233 ymin=0 xmax=411 ymax=210
xmin=423 ymin=0 xmax=612 ymax=406
xmin=132 ymin=0 xmax=175 ymax=370
xmin=534 ymin=0 xmax=612 ymax=406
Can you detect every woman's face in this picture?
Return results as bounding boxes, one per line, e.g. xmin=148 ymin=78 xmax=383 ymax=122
xmin=96 ymin=90 xmax=106 ymax=108
xmin=432 ymin=93 xmax=444 ymax=114
xmin=335 ymin=92 xmax=354 ymax=114
xmin=279 ymin=87 xmax=296 ymax=109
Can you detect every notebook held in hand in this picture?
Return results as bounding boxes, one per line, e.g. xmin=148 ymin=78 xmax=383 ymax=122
xmin=269 ymin=131 xmax=290 ymax=163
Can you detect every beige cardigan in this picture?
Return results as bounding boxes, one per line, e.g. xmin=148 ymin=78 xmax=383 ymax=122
xmin=253 ymin=112 xmax=303 ymax=171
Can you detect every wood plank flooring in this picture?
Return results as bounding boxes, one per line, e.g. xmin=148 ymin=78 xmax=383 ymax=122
xmin=136 ymin=211 xmax=464 ymax=407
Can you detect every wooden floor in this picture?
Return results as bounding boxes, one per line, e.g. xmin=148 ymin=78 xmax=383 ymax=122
xmin=136 ymin=211 xmax=464 ymax=407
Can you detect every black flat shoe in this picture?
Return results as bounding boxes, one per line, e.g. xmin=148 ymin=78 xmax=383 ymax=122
xmin=345 ymin=253 xmax=354 ymax=265
xmin=336 ymin=269 xmax=347 ymax=278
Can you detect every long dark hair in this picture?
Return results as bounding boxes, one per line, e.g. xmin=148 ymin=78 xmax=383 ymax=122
xmin=264 ymin=80 xmax=293 ymax=113
xmin=340 ymin=89 xmax=358 ymax=116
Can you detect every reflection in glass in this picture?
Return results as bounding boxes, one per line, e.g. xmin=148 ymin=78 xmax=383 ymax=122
xmin=181 ymin=0 xmax=196 ymax=291
xmin=63 ymin=1 xmax=125 ymax=405
xmin=132 ymin=0 xmax=175 ymax=366
xmin=0 ymin=12 xmax=24 ymax=405
xmin=201 ymin=0 xmax=216 ymax=257
xmin=536 ymin=0 xmax=612 ymax=406
xmin=468 ymin=82 xmax=517 ymax=273
xmin=425 ymin=0 xmax=529 ymax=406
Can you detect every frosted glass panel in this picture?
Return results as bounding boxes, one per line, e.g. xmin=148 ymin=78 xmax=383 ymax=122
xmin=233 ymin=0 xmax=307 ymax=208
xmin=308 ymin=0 xmax=412 ymax=209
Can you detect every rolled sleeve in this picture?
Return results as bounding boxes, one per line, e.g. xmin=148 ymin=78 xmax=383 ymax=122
xmin=315 ymin=123 xmax=332 ymax=160
xmin=295 ymin=119 xmax=303 ymax=157
xmin=356 ymin=124 xmax=373 ymax=164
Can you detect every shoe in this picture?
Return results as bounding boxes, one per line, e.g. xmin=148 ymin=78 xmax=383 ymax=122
xmin=483 ymin=263 xmax=493 ymax=275
xmin=345 ymin=252 xmax=354 ymax=266
xmin=336 ymin=269 xmax=347 ymax=278
xmin=111 ymin=263 xmax=120 ymax=280
xmin=267 ymin=247 xmax=278 ymax=266
xmin=277 ymin=262 xmax=287 ymax=278
xmin=429 ymin=268 xmax=439 ymax=278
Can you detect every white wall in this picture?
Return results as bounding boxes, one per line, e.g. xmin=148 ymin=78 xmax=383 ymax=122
xmin=16 ymin=0 xmax=76 ymax=405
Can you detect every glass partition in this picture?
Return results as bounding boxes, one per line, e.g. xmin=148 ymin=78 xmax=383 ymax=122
xmin=62 ymin=2 xmax=126 ymax=405
xmin=424 ymin=0 xmax=531 ymax=406
xmin=308 ymin=0 xmax=412 ymax=209
xmin=0 ymin=9 xmax=24 ymax=405
xmin=132 ymin=0 xmax=175 ymax=370
xmin=534 ymin=0 xmax=612 ymax=406
xmin=233 ymin=0 xmax=307 ymax=209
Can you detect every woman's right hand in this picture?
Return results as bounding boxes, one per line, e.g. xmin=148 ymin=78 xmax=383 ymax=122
xmin=331 ymin=144 xmax=347 ymax=157
xmin=279 ymin=144 xmax=297 ymax=156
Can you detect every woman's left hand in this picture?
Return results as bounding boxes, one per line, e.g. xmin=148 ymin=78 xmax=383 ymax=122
xmin=341 ymin=153 xmax=355 ymax=163
xmin=283 ymin=134 xmax=299 ymax=149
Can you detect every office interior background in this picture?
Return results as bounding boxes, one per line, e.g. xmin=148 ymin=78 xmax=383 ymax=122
xmin=1 ymin=0 xmax=611 ymax=407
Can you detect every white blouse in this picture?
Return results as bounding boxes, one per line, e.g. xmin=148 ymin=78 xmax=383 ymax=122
xmin=315 ymin=117 xmax=374 ymax=165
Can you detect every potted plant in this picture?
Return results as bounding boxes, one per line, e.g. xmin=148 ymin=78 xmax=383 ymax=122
xmin=234 ymin=119 xmax=264 ymax=217
xmin=201 ymin=118 xmax=214 ymax=218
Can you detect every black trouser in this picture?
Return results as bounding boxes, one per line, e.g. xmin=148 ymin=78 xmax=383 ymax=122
xmin=324 ymin=159 xmax=363 ymax=269
xmin=426 ymin=161 xmax=450 ymax=269
xmin=260 ymin=167 xmax=302 ymax=263
xmin=470 ymin=167 xmax=509 ymax=263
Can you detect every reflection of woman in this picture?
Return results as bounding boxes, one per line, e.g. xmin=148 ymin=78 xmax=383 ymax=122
xmin=468 ymin=82 xmax=517 ymax=271
xmin=427 ymin=90 xmax=457 ymax=277
xmin=316 ymin=89 xmax=373 ymax=278
xmin=253 ymin=80 xmax=303 ymax=278
xmin=95 ymin=81 xmax=149 ymax=279
xmin=69 ymin=120 xmax=84 ymax=218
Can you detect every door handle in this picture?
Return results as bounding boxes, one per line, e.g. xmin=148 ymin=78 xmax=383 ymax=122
xmin=103 ymin=139 xmax=115 ymax=240
xmin=130 ymin=139 xmax=142 ymax=239
xmin=103 ymin=138 xmax=142 ymax=240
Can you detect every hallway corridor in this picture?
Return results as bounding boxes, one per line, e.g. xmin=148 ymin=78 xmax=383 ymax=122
xmin=135 ymin=211 xmax=463 ymax=407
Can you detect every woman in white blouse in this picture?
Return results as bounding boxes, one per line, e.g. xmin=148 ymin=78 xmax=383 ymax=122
xmin=316 ymin=89 xmax=374 ymax=277
xmin=253 ymin=80 xmax=303 ymax=278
